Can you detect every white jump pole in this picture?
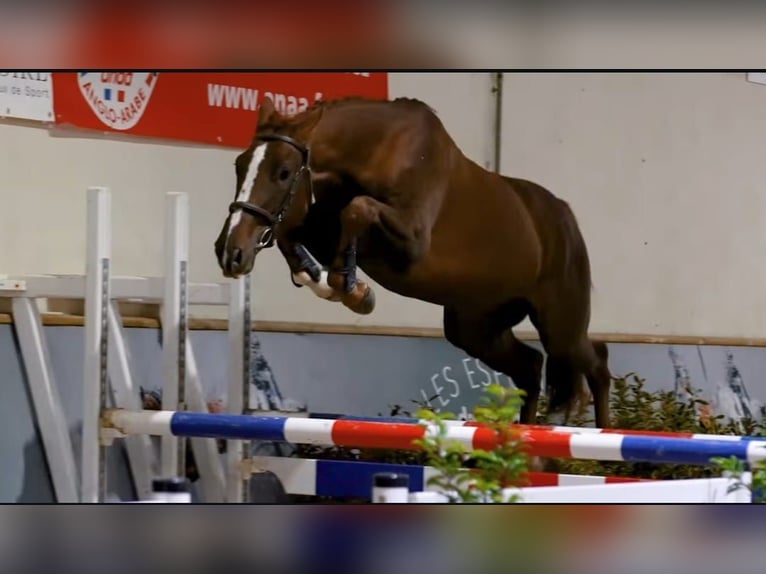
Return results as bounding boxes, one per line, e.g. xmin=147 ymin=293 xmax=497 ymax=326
xmin=227 ymin=274 xmax=252 ymax=502
xmin=161 ymin=192 xmax=190 ymax=479
xmin=82 ymin=186 xmax=111 ymax=503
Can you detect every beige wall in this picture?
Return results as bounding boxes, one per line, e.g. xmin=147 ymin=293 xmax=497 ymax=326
xmin=0 ymin=73 xmax=496 ymax=327
xmin=8 ymin=72 xmax=764 ymax=338
xmin=502 ymin=72 xmax=766 ymax=338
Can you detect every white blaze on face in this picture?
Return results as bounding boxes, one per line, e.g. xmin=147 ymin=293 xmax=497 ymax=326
xmin=223 ymin=143 xmax=268 ymax=263
xmin=228 ymin=143 xmax=267 ymax=237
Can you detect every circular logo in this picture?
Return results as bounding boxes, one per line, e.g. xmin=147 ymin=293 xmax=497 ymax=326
xmin=77 ymin=72 xmax=158 ymax=130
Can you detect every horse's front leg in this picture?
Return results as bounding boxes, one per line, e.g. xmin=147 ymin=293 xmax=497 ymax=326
xmin=327 ymin=196 xmax=428 ymax=315
xmin=327 ymin=239 xmax=375 ymax=314
xmin=289 ymin=243 xmax=345 ymax=302
xmin=277 ymin=238 xmax=343 ymax=302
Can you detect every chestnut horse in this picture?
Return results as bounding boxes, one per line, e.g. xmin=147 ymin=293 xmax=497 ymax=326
xmin=214 ymin=96 xmax=612 ymax=427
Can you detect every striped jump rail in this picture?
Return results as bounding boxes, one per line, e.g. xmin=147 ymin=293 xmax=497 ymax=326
xmin=104 ymin=409 xmax=766 ymax=467
xmin=309 ymin=412 xmax=766 ymax=443
xmin=250 ymin=456 xmax=653 ymax=499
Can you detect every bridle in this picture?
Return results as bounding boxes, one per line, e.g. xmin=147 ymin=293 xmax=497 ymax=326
xmin=228 ymin=132 xmax=313 ymax=249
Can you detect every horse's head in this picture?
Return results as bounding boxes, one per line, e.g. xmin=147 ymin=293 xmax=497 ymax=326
xmin=215 ymin=96 xmax=319 ymax=278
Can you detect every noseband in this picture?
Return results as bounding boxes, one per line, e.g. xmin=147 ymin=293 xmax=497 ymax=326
xmin=228 ymin=132 xmax=312 ymax=249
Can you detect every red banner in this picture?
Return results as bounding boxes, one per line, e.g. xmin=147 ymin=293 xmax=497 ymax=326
xmin=51 ymin=72 xmax=389 ymax=148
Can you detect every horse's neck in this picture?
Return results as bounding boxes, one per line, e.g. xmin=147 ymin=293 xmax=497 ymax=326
xmin=310 ymin=106 xmax=388 ymax=181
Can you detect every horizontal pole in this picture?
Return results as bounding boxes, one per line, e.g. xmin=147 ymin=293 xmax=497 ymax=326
xmin=309 ymin=412 xmax=766 ymax=442
xmin=144 ymin=320 xmax=766 ymax=349
xmin=6 ymin=295 xmax=766 ymax=349
xmin=250 ymin=455 xmax=652 ymax=499
xmin=103 ymin=409 xmax=766 ymax=467
xmin=510 ymin=475 xmax=752 ymax=503
xmin=0 ymin=275 xmax=229 ymax=305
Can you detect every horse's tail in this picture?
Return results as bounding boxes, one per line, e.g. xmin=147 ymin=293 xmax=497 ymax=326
xmin=546 ymin=199 xmax=594 ymax=417
xmin=557 ymin=196 xmax=594 ymax=298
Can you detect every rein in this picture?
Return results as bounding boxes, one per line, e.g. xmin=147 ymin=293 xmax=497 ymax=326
xmin=228 ymin=132 xmax=313 ymax=249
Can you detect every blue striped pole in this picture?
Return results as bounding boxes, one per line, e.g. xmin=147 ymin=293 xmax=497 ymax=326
xmin=104 ymin=409 xmax=766 ymax=467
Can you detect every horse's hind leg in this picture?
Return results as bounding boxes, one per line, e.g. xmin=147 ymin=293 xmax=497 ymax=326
xmin=443 ymin=306 xmax=544 ymax=424
xmin=529 ymin=296 xmax=612 ymax=428
xmin=567 ymin=338 xmax=611 ymax=428
xmin=586 ymin=340 xmax=611 ymax=428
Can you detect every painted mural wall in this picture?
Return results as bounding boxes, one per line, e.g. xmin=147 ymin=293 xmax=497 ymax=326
xmin=2 ymin=323 xmax=764 ymax=502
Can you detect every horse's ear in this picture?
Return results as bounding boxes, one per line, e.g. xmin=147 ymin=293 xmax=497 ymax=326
xmin=296 ymin=106 xmax=324 ymax=139
xmin=258 ymin=96 xmax=278 ymax=126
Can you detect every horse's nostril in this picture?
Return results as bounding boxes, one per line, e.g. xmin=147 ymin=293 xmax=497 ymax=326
xmin=231 ymin=248 xmax=243 ymax=267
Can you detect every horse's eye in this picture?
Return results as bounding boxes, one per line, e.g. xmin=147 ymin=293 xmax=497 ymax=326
xmin=279 ymin=168 xmax=291 ymax=182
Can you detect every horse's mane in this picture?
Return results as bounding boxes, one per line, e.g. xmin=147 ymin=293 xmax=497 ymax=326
xmin=285 ymin=95 xmax=437 ymax=125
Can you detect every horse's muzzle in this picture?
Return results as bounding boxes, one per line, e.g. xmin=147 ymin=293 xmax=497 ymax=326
xmin=225 ymin=247 xmax=247 ymax=277
xmin=219 ymin=242 xmax=261 ymax=278
xmin=216 ymin=223 xmax=274 ymax=278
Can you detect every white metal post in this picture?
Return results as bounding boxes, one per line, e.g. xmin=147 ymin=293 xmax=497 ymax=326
xmin=161 ymin=192 xmax=189 ymax=479
xmin=82 ymin=186 xmax=111 ymax=503
xmin=107 ymin=302 xmax=156 ymax=500
xmin=226 ymin=275 xmax=252 ymax=502
xmin=12 ymin=298 xmax=79 ymax=502
xmin=184 ymin=338 xmax=226 ymax=502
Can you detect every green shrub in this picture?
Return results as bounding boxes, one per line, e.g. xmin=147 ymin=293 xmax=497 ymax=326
xmin=413 ymin=384 xmax=529 ymax=502
xmin=711 ymin=454 xmax=766 ymax=503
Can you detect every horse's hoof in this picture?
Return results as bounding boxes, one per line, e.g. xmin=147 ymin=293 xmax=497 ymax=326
xmin=343 ymin=283 xmax=376 ymax=315
xmin=356 ymin=286 xmax=376 ymax=314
